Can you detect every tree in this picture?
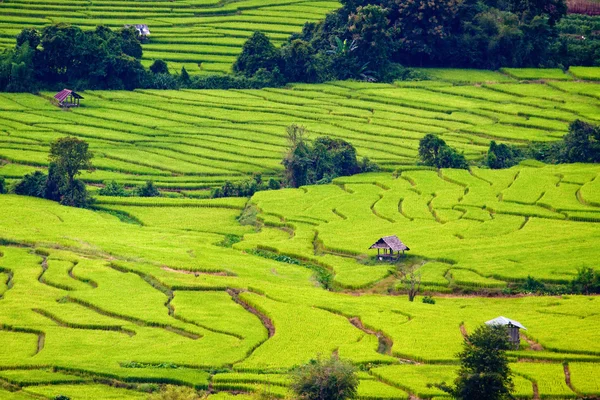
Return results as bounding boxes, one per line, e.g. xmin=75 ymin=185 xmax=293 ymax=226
xmin=561 ymin=120 xmax=600 ymax=163
xmin=291 ymin=356 xmax=358 ymax=400
xmin=45 ymin=162 xmax=63 ymax=201
xmin=0 ymin=176 xmax=5 ymax=194
xmin=400 ymin=265 xmax=421 ymax=302
xmin=49 ymin=137 xmax=94 ymax=207
xmin=14 ymin=171 xmax=47 ymax=198
xmin=437 ymin=324 xmax=514 ymax=400
xmin=180 ymin=66 xmax=191 ymax=84
xmin=486 ymin=141 xmax=520 ymax=169
xmin=282 ymin=124 xmax=312 ymax=187
xmin=136 ymin=181 xmax=160 ymax=197
xmin=150 ymin=59 xmax=169 ymax=74
xmin=419 ymin=134 xmax=469 ymax=169
xmin=233 ymin=32 xmax=282 ymax=77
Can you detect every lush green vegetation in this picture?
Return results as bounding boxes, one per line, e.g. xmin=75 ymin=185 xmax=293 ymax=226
xmin=0 ymin=157 xmax=599 ymax=397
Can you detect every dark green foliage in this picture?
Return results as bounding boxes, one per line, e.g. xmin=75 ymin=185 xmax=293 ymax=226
xmin=522 ymin=275 xmax=547 ymax=293
xmin=562 ymin=119 xmax=600 ymax=163
xmin=45 ymin=162 xmax=63 ymax=202
xmin=0 ymin=24 xmax=145 ymax=92
xmin=570 ymin=267 xmax=600 ymax=294
xmin=150 ymin=59 xmax=169 ymax=74
xmin=98 ymin=180 xmax=128 ymax=196
xmin=0 ymin=176 xmax=5 ymax=194
xmin=359 ymin=157 xmax=381 ymax=173
xmin=180 ymin=66 xmax=191 ymax=84
xmin=437 ymin=324 xmax=514 ymax=400
xmin=54 ymin=396 xmax=71 ymax=400
xmin=291 ymin=356 xmax=358 ymax=400
xmin=419 ymin=134 xmax=469 ymax=169
xmin=524 ymin=120 xmax=600 ymax=164
xmin=422 ymin=295 xmax=436 ymax=304
xmin=49 ymin=136 xmax=94 ymax=208
xmin=135 ymin=181 xmax=161 ymax=197
xmin=60 ymin=179 xmax=93 ymax=208
xmin=233 ymin=32 xmax=283 ymax=77
xmin=486 ymin=141 xmax=521 ymax=169
xmin=283 ymin=124 xmax=373 ymax=187
xmin=14 ymin=171 xmax=47 ymax=198
xmin=212 ymin=174 xmax=279 ymax=198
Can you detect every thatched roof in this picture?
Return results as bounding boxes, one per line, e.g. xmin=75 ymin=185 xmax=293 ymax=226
xmin=485 ymin=316 xmax=527 ymax=330
xmin=369 ymin=235 xmax=409 ymax=251
xmin=54 ymin=89 xmax=83 ymax=102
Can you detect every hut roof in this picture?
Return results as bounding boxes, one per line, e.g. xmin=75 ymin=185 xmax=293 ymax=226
xmin=485 ymin=316 xmax=527 ymax=330
xmin=369 ymin=235 xmax=409 ymax=251
xmin=125 ymin=24 xmax=150 ymax=35
xmin=54 ymin=89 xmax=83 ymax=102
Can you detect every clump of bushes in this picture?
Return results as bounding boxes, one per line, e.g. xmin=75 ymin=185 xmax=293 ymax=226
xmin=419 ymin=134 xmax=469 ymax=169
xmin=422 ymin=295 xmax=436 ymax=304
xmin=484 ymin=120 xmax=600 ymax=169
xmin=506 ymin=267 xmax=600 ymax=295
xmin=291 ymin=356 xmax=358 ymax=400
xmin=283 ymin=124 xmax=379 ymax=188
xmin=211 ymin=174 xmax=280 ymax=198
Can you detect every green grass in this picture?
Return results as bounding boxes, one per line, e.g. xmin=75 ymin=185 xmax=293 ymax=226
xmin=501 ymin=68 xmax=573 ymax=81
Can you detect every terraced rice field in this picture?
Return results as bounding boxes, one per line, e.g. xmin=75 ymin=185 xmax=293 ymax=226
xmin=0 ymin=0 xmax=341 ymax=74
xmin=1 ymin=159 xmax=600 ymax=398
xmin=1 ymin=69 xmax=600 ymax=194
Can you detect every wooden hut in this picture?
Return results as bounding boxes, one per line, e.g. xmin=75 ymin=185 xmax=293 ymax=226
xmin=369 ymin=235 xmax=409 ymax=261
xmin=485 ymin=316 xmax=527 ymax=349
xmin=53 ymin=89 xmax=83 ymax=108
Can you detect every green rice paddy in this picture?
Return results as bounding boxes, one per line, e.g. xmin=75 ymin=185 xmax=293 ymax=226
xmin=0 ymin=47 xmax=599 ymax=398
xmin=0 ymin=0 xmax=340 ymax=74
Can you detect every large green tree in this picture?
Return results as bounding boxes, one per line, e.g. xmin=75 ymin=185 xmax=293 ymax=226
xmin=438 ymin=324 xmax=514 ymax=400
xmin=49 ymin=137 xmax=94 ymax=207
xmin=291 ymin=356 xmax=358 ymax=400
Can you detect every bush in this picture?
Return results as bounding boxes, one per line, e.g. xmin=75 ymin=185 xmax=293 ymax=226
xmin=570 ymin=267 xmax=600 ymax=294
xmin=150 ymin=59 xmax=169 ymax=74
xmin=98 ymin=180 xmax=128 ymax=196
xmin=291 ymin=356 xmax=358 ymax=400
xmin=422 ymin=295 xmax=436 ymax=304
xmin=562 ymin=119 xmax=600 ymax=163
xmin=486 ymin=141 xmax=521 ymax=169
xmin=233 ymin=32 xmax=283 ymax=77
xmin=14 ymin=171 xmax=47 ymax=198
xmin=148 ymin=385 xmax=206 ymax=400
xmin=135 ymin=181 xmax=161 ymax=197
xmin=419 ymin=134 xmax=469 ymax=169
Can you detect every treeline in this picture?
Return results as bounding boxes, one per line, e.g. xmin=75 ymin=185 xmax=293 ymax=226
xmin=234 ymin=0 xmax=600 ymax=83
xmin=418 ymin=120 xmax=600 ymax=170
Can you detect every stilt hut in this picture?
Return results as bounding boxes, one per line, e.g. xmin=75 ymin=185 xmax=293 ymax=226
xmin=54 ymin=89 xmax=83 ymax=108
xmin=369 ymin=235 xmax=409 ymax=262
xmin=485 ymin=316 xmax=527 ymax=350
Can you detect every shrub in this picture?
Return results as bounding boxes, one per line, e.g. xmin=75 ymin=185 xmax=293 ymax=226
xmin=14 ymin=171 xmax=47 ymax=198
xmin=150 ymin=59 xmax=169 ymax=75
xmin=422 ymin=295 xmax=436 ymax=304
xmin=291 ymin=356 xmax=358 ymax=400
xmin=233 ymin=32 xmax=282 ymax=77
xmin=570 ymin=267 xmax=600 ymax=294
xmin=135 ymin=181 xmax=161 ymax=197
xmin=99 ymin=180 xmax=128 ymax=197
xmin=148 ymin=385 xmax=206 ymax=400
xmin=561 ymin=119 xmax=600 ymax=163
xmin=54 ymin=396 xmax=70 ymax=400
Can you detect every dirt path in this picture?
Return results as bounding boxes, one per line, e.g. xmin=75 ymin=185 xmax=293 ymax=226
xmin=227 ymin=289 xmax=274 ymax=338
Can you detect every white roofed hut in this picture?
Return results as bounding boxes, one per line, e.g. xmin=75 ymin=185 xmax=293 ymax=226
xmin=124 ymin=24 xmax=150 ymax=41
xmin=485 ymin=316 xmax=527 ymax=350
xmin=369 ymin=235 xmax=409 ymax=262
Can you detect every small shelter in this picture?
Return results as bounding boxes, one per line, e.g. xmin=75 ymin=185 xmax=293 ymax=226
xmin=124 ymin=24 xmax=150 ymax=40
xmin=485 ymin=316 xmax=526 ymax=350
xmin=369 ymin=235 xmax=409 ymax=261
xmin=54 ymin=89 xmax=83 ymax=108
